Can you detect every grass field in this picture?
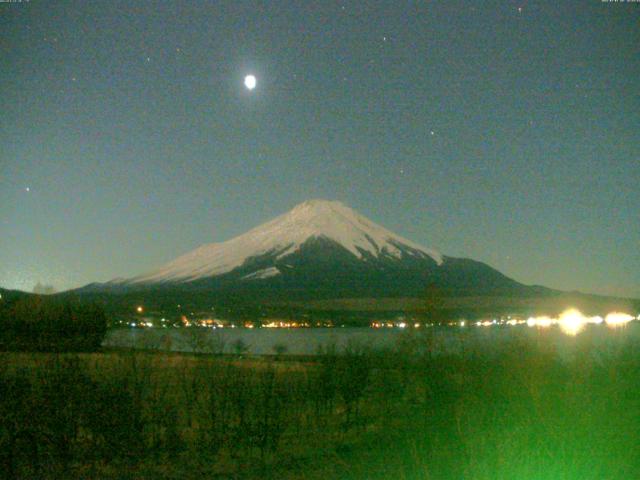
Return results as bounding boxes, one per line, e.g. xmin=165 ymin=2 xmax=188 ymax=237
xmin=1 ymin=328 xmax=639 ymax=479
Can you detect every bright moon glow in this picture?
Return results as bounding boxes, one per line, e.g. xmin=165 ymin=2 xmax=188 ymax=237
xmin=244 ymin=75 xmax=256 ymax=90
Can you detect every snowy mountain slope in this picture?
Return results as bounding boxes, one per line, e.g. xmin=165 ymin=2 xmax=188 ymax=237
xmin=64 ymin=199 xmax=640 ymax=316
xmin=241 ymin=267 xmax=281 ymax=281
xmin=127 ymin=199 xmax=443 ymax=284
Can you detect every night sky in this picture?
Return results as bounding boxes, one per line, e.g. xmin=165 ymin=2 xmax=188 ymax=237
xmin=1 ymin=1 xmax=638 ymax=297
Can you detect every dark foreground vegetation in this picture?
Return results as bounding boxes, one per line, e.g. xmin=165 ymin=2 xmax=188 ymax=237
xmin=1 ymin=330 xmax=638 ymax=479
xmin=0 ymin=297 xmax=107 ymax=352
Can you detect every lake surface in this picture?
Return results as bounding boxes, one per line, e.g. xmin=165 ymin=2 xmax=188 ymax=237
xmin=104 ymin=323 xmax=640 ymax=358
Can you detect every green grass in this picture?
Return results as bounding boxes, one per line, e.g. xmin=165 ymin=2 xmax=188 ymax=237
xmin=1 ymin=329 xmax=638 ymax=479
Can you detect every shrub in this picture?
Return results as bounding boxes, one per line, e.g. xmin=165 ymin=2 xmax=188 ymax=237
xmin=0 ymin=297 xmax=107 ymax=352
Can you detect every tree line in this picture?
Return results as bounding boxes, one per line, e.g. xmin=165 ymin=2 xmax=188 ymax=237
xmin=0 ymin=296 xmax=107 ymax=352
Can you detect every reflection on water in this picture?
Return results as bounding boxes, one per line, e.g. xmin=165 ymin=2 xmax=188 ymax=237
xmin=104 ymin=320 xmax=640 ymax=357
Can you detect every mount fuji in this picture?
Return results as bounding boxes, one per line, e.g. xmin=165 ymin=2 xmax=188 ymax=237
xmin=77 ymin=199 xmax=528 ymax=302
xmin=68 ymin=199 xmax=640 ymax=318
xmin=130 ymin=199 xmax=444 ymax=284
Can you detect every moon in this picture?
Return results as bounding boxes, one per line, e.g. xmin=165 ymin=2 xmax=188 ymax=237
xmin=244 ymin=75 xmax=256 ymax=90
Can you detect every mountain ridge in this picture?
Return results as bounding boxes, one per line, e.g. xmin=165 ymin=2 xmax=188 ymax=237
xmin=65 ymin=199 xmax=640 ymax=319
xmin=120 ymin=199 xmax=444 ymax=285
xmin=76 ymin=199 xmax=526 ymax=300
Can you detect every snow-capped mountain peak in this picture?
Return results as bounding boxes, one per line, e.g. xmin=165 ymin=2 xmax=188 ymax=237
xmin=129 ymin=199 xmax=442 ymax=284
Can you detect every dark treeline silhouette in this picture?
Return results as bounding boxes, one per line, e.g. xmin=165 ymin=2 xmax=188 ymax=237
xmin=0 ymin=296 xmax=107 ymax=352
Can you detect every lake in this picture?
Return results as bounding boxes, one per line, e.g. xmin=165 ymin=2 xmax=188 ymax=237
xmin=104 ymin=322 xmax=640 ymax=358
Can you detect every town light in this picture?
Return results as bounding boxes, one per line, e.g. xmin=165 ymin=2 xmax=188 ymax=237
xmin=605 ymin=312 xmax=634 ymax=327
xmin=558 ymin=309 xmax=586 ymax=336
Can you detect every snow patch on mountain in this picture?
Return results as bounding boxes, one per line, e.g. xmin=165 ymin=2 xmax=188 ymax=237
xmin=241 ymin=267 xmax=281 ymax=281
xmin=128 ymin=199 xmax=442 ymax=284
